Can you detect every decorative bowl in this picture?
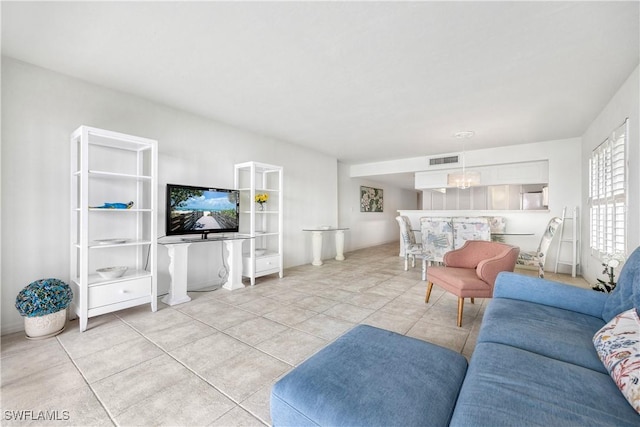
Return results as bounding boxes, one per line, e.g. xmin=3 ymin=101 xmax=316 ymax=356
xmin=255 ymin=248 xmax=267 ymax=256
xmin=96 ymin=266 xmax=128 ymax=279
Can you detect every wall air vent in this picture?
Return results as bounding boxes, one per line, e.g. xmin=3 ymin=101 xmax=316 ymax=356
xmin=429 ymin=155 xmax=459 ymax=166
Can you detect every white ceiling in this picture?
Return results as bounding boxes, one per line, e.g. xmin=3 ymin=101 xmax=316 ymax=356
xmin=2 ymin=2 xmax=639 ymax=175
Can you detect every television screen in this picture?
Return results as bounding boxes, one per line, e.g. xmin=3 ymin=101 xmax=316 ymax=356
xmin=166 ymin=184 xmax=239 ymax=237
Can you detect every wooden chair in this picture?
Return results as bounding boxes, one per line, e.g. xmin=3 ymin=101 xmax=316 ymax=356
xmin=426 ymin=240 xmax=520 ymax=327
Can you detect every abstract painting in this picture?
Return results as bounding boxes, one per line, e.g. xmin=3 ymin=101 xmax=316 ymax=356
xmin=360 ymin=186 xmax=383 ymax=212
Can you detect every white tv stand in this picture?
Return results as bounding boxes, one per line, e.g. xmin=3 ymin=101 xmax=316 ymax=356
xmin=158 ymin=234 xmax=253 ymax=305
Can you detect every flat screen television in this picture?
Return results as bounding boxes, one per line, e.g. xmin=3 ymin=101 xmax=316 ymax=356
xmin=166 ymin=184 xmax=239 ymax=238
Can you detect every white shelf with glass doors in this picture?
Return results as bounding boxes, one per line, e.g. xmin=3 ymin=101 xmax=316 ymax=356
xmin=234 ymin=161 xmax=283 ymax=285
xmin=70 ymin=126 xmax=157 ymax=331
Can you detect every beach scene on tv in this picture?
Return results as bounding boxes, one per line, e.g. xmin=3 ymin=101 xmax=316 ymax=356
xmin=169 ymin=187 xmax=239 ymax=233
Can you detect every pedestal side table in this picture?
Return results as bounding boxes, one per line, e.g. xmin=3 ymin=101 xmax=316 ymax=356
xmin=302 ymin=227 xmax=350 ymax=266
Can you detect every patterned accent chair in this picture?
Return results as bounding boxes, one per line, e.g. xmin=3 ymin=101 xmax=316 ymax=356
xmin=420 ymin=217 xmax=454 ymax=264
xmin=395 ymin=216 xmax=424 ymax=274
xmin=516 ymin=217 xmax=563 ymax=278
xmin=426 ymin=240 xmax=520 ymax=327
xmin=452 ymin=217 xmax=491 ymax=249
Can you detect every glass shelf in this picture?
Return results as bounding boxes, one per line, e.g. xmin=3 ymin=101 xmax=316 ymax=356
xmin=72 ymin=239 xmax=153 ymax=249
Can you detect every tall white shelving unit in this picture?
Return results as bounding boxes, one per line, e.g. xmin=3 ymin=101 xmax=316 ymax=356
xmin=70 ymin=126 xmax=158 ymax=331
xmin=234 ymin=162 xmax=283 ymax=285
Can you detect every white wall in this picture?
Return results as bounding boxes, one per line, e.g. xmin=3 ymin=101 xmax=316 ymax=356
xmin=1 ymin=57 xmax=338 ymax=334
xmin=581 ymin=65 xmax=639 ymax=284
xmin=338 ymin=161 xmax=419 ymax=252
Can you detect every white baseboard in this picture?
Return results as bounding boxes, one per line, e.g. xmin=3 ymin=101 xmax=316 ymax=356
xmin=2 ymin=320 xmax=24 ymax=336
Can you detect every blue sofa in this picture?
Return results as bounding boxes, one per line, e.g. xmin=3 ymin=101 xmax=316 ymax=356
xmin=272 ymin=247 xmax=640 ymax=426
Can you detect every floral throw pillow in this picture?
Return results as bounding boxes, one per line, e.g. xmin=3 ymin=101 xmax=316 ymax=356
xmin=593 ymin=308 xmax=640 ymax=414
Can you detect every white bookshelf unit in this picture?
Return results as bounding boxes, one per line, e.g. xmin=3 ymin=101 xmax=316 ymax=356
xmin=234 ymin=162 xmax=283 ymax=285
xmin=70 ymin=126 xmax=158 ymax=331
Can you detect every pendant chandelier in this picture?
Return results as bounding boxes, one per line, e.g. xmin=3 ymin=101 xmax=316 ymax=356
xmin=447 ymin=131 xmax=480 ymax=189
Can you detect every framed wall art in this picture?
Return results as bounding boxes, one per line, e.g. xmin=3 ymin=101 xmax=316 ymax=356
xmin=360 ymin=186 xmax=383 ymax=212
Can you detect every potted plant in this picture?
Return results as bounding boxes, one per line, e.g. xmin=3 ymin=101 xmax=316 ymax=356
xmin=15 ymin=278 xmax=73 ymax=339
xmin=592 ymin=253 xmax=626 ymax=293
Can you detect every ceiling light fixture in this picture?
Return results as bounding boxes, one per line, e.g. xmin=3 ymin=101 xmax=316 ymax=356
xmin=453 ymin=131 xmax=475 ymax=139
xmin=448 ymin=131 xmax=480 ymax=189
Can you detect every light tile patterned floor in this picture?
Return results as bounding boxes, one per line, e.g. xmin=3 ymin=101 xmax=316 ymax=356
xmin=1 ymin=243 xmax=588 ymax=426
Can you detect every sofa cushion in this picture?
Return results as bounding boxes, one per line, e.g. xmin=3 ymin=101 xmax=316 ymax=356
xmin=450 ymin=342 xmax=640 ymax=427
xmin=270 ymin=325 xmax=468 ymax=427
xmin=593 ymin=308 xmax=640 ymax=413
xmin=478 ymin=297 xmax=607 ymax=373
xmin=602 ymin=246 xmax=640 ymax=322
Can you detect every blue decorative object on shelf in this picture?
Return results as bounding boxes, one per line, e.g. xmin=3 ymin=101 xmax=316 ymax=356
xmin=15 ymin=278 xmax=73 ymax=318
xmin=91 ymin=201 xmax=134 ymax=209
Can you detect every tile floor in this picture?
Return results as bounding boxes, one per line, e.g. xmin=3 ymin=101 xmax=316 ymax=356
xmin=1 ymin=242 xmax=589 ymax=426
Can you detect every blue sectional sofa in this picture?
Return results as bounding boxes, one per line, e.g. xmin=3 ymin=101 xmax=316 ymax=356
xmin=271 ymin=247 xmax=640 ymax=426
xmin=450 ymin=268 xmax=640 ymax=426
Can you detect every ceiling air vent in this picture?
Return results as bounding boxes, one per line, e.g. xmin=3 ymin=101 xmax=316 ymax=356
xmin=429 ymin=155 xmax=459 ymax=166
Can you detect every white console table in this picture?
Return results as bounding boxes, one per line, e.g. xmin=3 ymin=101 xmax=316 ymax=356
xmin=158 ymin=234 xmax=253 ymax=305
xmin=302 ymin=227 xmax=349 ymax=266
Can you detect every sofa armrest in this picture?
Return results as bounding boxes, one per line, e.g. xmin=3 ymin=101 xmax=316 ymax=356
xmin=493 ymin=272 xmax=607 ymax=318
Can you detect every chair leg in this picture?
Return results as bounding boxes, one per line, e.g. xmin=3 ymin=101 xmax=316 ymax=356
xmin=411 ymin=254 xmax=416 ymax=268
xmin=457 ymin=297 xmax=464 ymax=327
xmin=421 ymin=258 xmax=427 ymax=281
xmin=404 ymin=255 xmax=409 ymax=271
xmin=425 ymin=282 xmax=433 ymax=303
xmin=470 ymin=298 xmax=475 ymax=304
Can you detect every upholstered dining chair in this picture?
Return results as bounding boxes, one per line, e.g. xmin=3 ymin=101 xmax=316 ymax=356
xmin=488 ymin=216 xmax=507 ymax=234
xmin=488 ymin=216 xmax=507 ymax=242
xmin=426 ymin=240 xmax=520 ymax=327
xmin=516 ymin=217 xmax=563 ymax=278
xmin=452 ymin=217 xmax=491 ymax=249
xmin=395 ymin=216 xmax=424 ymax=274
xmin=420 ymin=217 xmax=454 ymax=264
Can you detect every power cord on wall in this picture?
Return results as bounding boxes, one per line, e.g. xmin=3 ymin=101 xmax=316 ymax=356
xmin=192 ymin=247 xmax=229 ymax=292
xmin=152 ymin=236 xmax=230 ymax=295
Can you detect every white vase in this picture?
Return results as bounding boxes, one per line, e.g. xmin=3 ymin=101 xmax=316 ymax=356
xmin=24 ymin=308 xmax=67 ymax=339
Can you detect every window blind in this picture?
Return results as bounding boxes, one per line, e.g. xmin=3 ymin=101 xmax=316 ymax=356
xmin=589 ymin=119 xmax=627 ymax=257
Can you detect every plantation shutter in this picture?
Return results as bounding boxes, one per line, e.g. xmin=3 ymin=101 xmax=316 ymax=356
xmin=589 ymin=119 xmax=627 ymax=257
